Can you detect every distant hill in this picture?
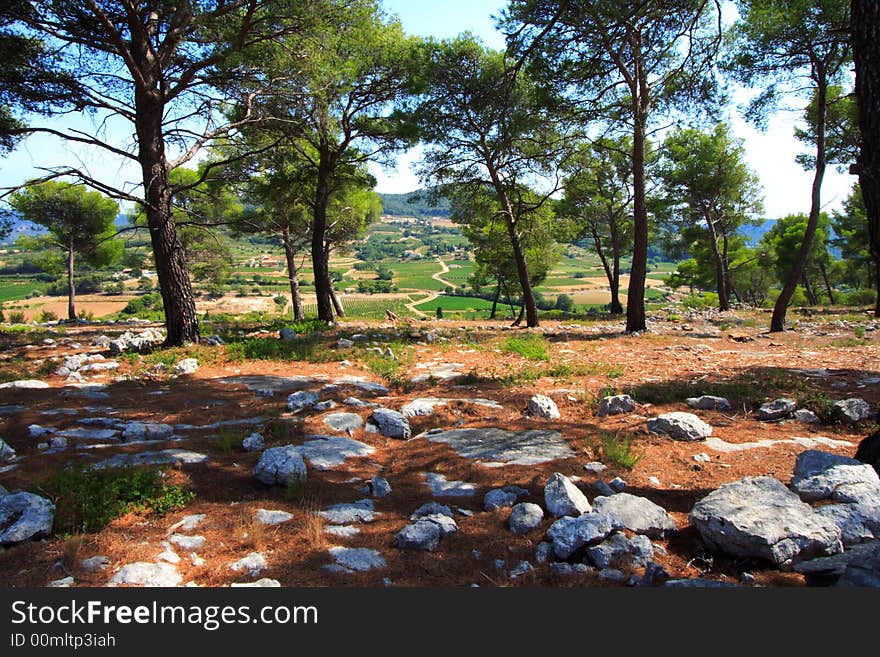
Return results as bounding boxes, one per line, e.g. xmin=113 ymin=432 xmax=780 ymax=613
xmin=1 ymin=213 xmax=132 ymax=244
xmin=379 ymin=189 xmax=450 ymax=218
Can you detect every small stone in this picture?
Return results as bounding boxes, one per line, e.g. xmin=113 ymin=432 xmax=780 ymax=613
xmin=48 ymin=576 xmax=74 ymax=588
xmin=693 ymin=453 xmax=711 ymax=463
xmin=535 ymin=542 xmax=553 ymax=563
xmin=49 ymin=436 xmax=67 ymax=449
xmin=0 ymin=439 xmax=16 ymax=461
xmin=319 ymin=499 xmax=376 ymax=525
xmin=0 ymin=492 xmax=55 ymax=545
xmin=594 ymin=481 xmax=616 ymax=496
xmin=252 ymin=445 xmax=307 ymax=487
xmin=794 ymin=409 xmax=821 ymax=424
xmin=756 ymin=398 xmax=797 ymax=421
xmin=256 ymin=509 xmax=294 ymax=525
xmin=593 ymin=493 xmax=676 ymax=538
xmin=509 ymin=561 xmax=534 ymax=579
xmin=394 ymin=520 xmax=442 ymax=551
xmin=544 ymin=473 xmax=591 ymax=517
xmin=686 ymin=395 xmax=731 ymax=411
xmin=609 ymin=477 xmax=627 ymax=492
xmin=328 ymin=546 xmax=386 ymax=572
xmin=178 ymin=514 xmax=206 ymax=531
xmin=547 ymin=512 xmax=620 ymax=560
xmin=231 ymin=578 xmax=280 ymax=587
xmin=314 ymin=400 xmax=336 ymax=412
xmin=109 ymin=562 xmax=181 ymax=587
xmin=169 ymin=534 xmax=205 ymax=551
xmin=336 ymin=339 xmax=354 ymax=349
xmin=242 ymin=432 xmax=264 ymax=452
xmin=80 ymin=556 xmax=109 ymax=572
xmin=279 ymin=328 xmax=297 ymax=341
xmin=597 ymin=394 xmax=635 ymax=417
xmin=411 ymin=502 xmax=453 ymax=520
xmin=369 ymin=408 xmax=411 ymax=439
xmin=173 ymin=358 xmax=199 ymax=375
xmin=583 ymin=462 xmax=607 ymax=474
xmin=648 ymin=412 xmax=712 ymax=441
xmin=509 ymin=502 xmax=544 ymax=534
xmin=648 ymin=476 xmax=661 ymax=486
xmin=527 ymin=394 xmax=560 ymax=420
xmin=369 ymin=476 xmax=392 ymax=498
xmin=229 ymin=552 xmax=267 ymax=577
xmin=287 ymin=390 xmax=319 ymax=412
xmin=833 ymin=398 xmax=872 ymax=424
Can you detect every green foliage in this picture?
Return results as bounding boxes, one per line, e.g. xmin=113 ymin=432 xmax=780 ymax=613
xmin=7 ymin=310 xmax=25 ymax=324
xmin=42 ymin=465 xmax=194 ymax=535
xmin=37 ymin=309 xmax=57 ymax=322
xmin=600 ymin=431 xmax=643 ymax=470
xmin=120 ymin=292 xmax=164 ymax=318
xmin=283 ymin=475 xmax=306 ymax=503
xmin=500 ymin=334 xmax=552 ymax=361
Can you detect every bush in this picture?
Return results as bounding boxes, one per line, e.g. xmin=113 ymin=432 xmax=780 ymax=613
xmin=7 ymin=310 xmax=25 ymax=324
xmin=500 ymin=334 xmax=551 ymax=361
xmin=42 ymin=465 xmax=194 ymax=535
xmin=600 ymin=431 xmax=643 ymax=469
xmin=103 ymin=281 xmax=125 ymax=295
xmin=554 ymin=293 xmax=574 ymax=312
xmin=841 ymin=288 xmax=876 ymax=307
xmin=681 ymin=292 xmax=719 ymax=310
xmin=38 ymin=309 xmax=58 ymax=322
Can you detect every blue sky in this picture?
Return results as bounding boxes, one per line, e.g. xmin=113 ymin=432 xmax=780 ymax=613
xmin=0 ymin=1 xmax=856 ymax=219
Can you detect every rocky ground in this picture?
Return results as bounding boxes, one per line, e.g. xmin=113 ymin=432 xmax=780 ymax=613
xmin=0 ymin=308 xmax=878 ymax=588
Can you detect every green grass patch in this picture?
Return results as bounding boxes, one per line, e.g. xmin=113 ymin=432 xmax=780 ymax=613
xmin=500 ymin=334 xmax=552 ymax=361
xmin=600 ymin=431 xmax=643 ymax=469
xmin=41 ymin=465 xmax=194 ymax=535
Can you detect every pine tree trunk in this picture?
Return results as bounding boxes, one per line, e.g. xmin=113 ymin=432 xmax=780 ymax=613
xmin=704 ymin=213 xmax=730 ymax=311
xmin=135 ymin=91 xmax=199 ymax=346
xmin=771 ymin=80 xmax=828 ymax=331
xmin=852 ymin=0 xmax=880 ymax=317
xmin=819 ymin=260 xmax=836 ymax=305
xmin=490 ymin=280 xmax=500 ymax=320
xmin=281 ymin=224 xmax=304 ymax=321
xmin=592 ymin=224 xmax=622 ymax=314
xmin=626 ymin=107 xmax=648 ymax=332
xmin=67 ymin=243 xmax=76 ymax=321
xmin=312 ymin=149 xmax=334 ymax=322
xmin=488 ymin=168 xmax=538 ymax=327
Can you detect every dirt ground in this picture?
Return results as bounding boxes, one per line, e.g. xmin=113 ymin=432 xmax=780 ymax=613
xmin=0 ymin=309 xmax=877 ymax=588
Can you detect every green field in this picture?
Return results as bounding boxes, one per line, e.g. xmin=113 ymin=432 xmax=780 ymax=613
xmin=302 ymin=295 xmax=416 ymax=320
xmin=0 ymin=279 xmax=43 ymax=303
xmin=415 ymin=294 xmax=498 ymax=314
xmin=389 ymin=260 xmax=446 ymax=291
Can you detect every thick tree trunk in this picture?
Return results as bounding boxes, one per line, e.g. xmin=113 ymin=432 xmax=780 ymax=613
xmin=852 ymin=0 xmax=880 ymax=317
xmin=135 ymin=92 xmax=199 ymax=346
xmin=281 ymin=224 xmax=304 ymax=321
xmin=488 ymin=170 xmax=538 ymax=327
xmin=627 ymin=111 xmax=648 ymax=332
xmin=312 ymin=149 xmax=334 ymax=322
xmin=66 ymin=244 xmax=76 ymax=321
xmin=771 ymin=81 xmax=828 ymax=331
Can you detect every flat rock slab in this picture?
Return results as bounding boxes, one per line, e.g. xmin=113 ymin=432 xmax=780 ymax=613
xmin=689 ymin=476 xmax=843 ymax=567
xmin=704 ymin=435 xmax=853 ymax=454
xmin=256 ymin=509 xmax=294 ymax=526
xmin=323 ymin=413 xmax=364 ymax=433
xmin=326 ymin=376 xmax=389 ymax=395
xmin=328 ymin=546 xmax=386 ymax=572
xmin=57 ymin=428 xmax=120 ymax=441
xmin=425 ymin=472 xmax=477 ymax=497
xmin=109 ymin=563 xmax=181 ymax=587
xmin=294 ymin=435 xmax=374 ymax=470
xmin=411 ymin=363 xmax=465 ymax=383
xmin=400 ymin=397 xmax=502 ymax=417
xmin=217 ymin=375 xmax=324 ymax=393
xmin=420 ymin=427 xmax=576 ymax=466
xmin=229 ymin=552 xmax=268 ymax=577
xmin=92 ymin=449 xmax=208 ymax=470
xmin=319 ymin=500 xmax=377 ymax=525
xmin=324 ymin=525 xmax=361 ymax=538
xmin=0 ymin=380 xmax=50 ymax=389
xmin=169 ymin=534 xmax=205 ymax=551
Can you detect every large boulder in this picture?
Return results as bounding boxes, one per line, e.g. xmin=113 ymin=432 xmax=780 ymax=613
xmin=252 ymin=446 xmax=307 ymax=486
xmin=592 ymin=493 xmax=677 ymax=538
xmin=837 ymin=541 xmax=880 ymax=587
xmin=0 ymin=492 xmax=55 ymax=545
xmin=833 ymin=398 xmax=873 ymax=424
xmin=174 ymin=358 xmax=199 ymax=375
xmin=756 ymin=398 xmax=796 ymax=421
xmin=689 ymin=476 xmax=843 ymax=567
xmin=544 ymin=473 xmax=591 ymax=517
xmin=815 ymin=503 xmax=880 ymax=546
xmin=368 ymin=408 xmax=411 ymax=439
xmin=527 ymin=395 xmax=560 ymax=420
xmin=546 ymin=512 xmax=620 ymax=560
xmin=647 ymin=412 xmax=712 ymax=441
xmin=597 ymin=394 xmax=635 ymax=417
xmin=508 ymin=502 xmax=544 ymax=535
xmin=790 ymin=450 xmax=880 ymax=502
